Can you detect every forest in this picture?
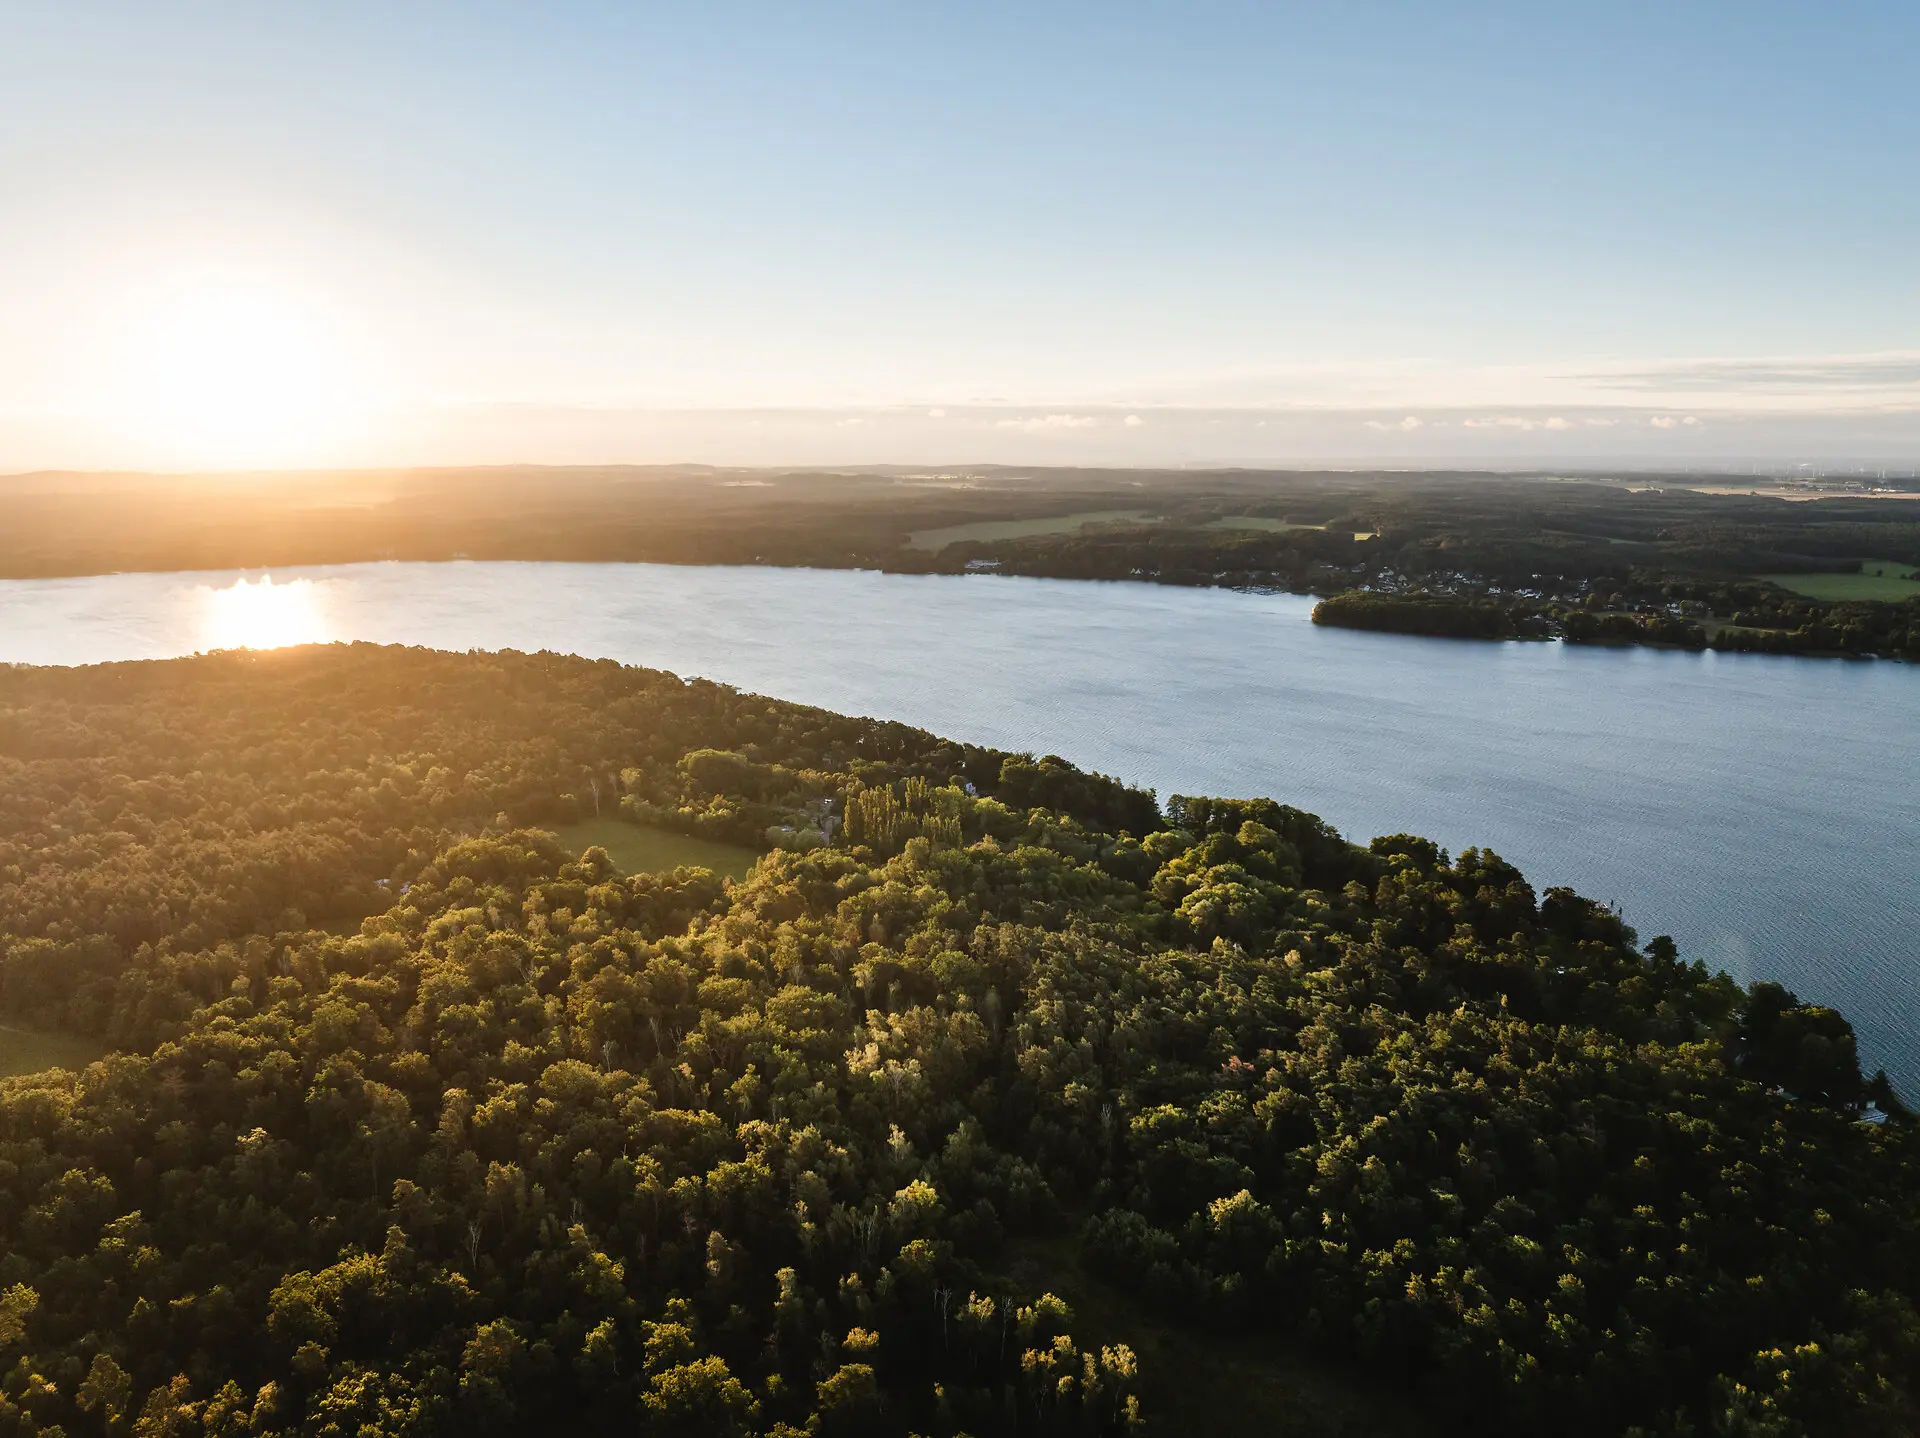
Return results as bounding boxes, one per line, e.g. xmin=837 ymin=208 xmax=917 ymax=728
xmin=1311 ymin=593 xmax=1541 ymax=641
xmin=0 ymin=643 xmax=1915 ymax=1437
xmin=5 ymin=467 xmax=1920 ymax=660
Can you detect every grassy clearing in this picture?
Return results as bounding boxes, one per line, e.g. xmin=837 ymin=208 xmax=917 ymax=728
xmin=1207 ymin=517 xmax=1377 ymax=541
xmin=1204 ymin=516 xmax=1324 ymax=533
xmin=906 ymin=510 xmax=1155 ymax=550
xmin=1765 ymin=561 xmax=1920 ymax=602
xmin=1004 ymin=1235 xmax=1427 ymax=1438
xmin=0 ymin=1026 xmax=106 ymax=1078
xmin=1544 ymin=529 xmax=1643 ymax=546
xmin=554 ymin=818 xmax=760 ymax=880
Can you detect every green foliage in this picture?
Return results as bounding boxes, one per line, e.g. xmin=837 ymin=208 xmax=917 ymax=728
xmin=1312 ymin=591 xmax=1533 ymax=640
xmin=843 ymin=779 xmax=964 ymax=857
xmin=1735 ymin=981 xmax=1866 ymax=1104
xmin=679 ymin=749 xmax=775 ymax=802
xmin=995 ymin=757 xmax=1159 ymax=838
xmin=0 ymin=645 xmax=1147 ymax=1053
xmin=0 ymin=646 xmax=1909 ymax=1437
xmin=1562 ymin=607 xmax=1709 ymax=648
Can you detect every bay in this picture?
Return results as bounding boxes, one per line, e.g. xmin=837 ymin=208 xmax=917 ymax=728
xmin=4 ymin=559 xmax=1917 ymax=1086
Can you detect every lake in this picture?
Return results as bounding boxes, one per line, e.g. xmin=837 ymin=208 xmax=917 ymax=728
xmin=5 ymin=560 xmax=1918 ymax=1086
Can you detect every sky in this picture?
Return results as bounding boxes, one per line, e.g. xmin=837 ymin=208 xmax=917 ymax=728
xmin=4 ymin=1 xmax=1919 ymax=472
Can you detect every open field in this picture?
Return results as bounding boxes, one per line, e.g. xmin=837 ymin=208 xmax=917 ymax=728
xmin=1004 ymin=1234 xmax=1426 ymax=1437
xmin=554 ymin=817 xmax=760 ymax=879
xmin=1204 ymin=517 xmax=1379 ymax=540
xmin=1205 ymin=515 xmax=1324 ymax=533
xmin=1545 ymin=529 xmax=1643 ymax=546
xmin=0 ymin=1026 xmax=106 ymax=1078
xmin=1685 ymin=486 xmax=1920 ymax=501
xmin=1765 ymin=561 xmax=1920 ymax=602
xmin=907 ymin=509 xmax=1154 ymax=549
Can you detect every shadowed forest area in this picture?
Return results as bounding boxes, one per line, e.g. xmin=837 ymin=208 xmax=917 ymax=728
xmin=0 ymin=644 xmax=1912 ymax=1435
xmin=5 ymin=465 xmax=1919 ymax=660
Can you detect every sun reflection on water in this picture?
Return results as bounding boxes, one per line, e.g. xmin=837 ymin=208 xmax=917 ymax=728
xmin=200 ymin=576 xmax=328 ymax=651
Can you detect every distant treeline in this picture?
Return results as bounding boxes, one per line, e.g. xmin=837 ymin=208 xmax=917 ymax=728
xmin=5 ymin=467 xmax=1920 ymax=663
xmin=1309 ymin=585 xmax=1920 ymax=659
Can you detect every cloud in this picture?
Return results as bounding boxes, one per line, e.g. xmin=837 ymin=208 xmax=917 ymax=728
xmin=1365 ymin=415 xmax=1425 ymax=431
xmin=994 ymin=413 xmax=1099 ymax=433
xmin=1460 ymin=415 xmax=1573 ymax=432
xmin=926 ymin=407 xmax=946 ymax=418
xmin=836 ymin=417 xmax=867 ymax=427
xmin=1104 ymin=348 xmax=1920 ymax=418
xmin=1579 ymin=352 xmax=1920 ymax=394
xmin=1123 ymin=414 xmax=1144 ymax=427
xmin=1648 ymin=415 xmax=1704 ymax=429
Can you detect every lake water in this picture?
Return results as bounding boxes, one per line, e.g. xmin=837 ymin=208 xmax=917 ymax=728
xmin=4 ymin=560 xmax=1917 ymax=1086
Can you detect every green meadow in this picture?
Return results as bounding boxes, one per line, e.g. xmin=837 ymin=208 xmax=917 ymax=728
xmin=1204 ymin=515 xmax=1325 ymax=533
xmin=554 ymin=817 xmax=761 ymax=880
xmin=907 ymin=509 xmax=1155 ymax=549
xmin=0 ymin=1026 xmax=106 ymax=1078
xmin=1206 ymin=517 xmax=1376 ymax=540
xmin=1766 ymin=560 xmax=1920 ymax=602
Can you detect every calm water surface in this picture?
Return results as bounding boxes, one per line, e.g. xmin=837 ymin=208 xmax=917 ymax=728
xmin=4 ymin=561 xmax=1917 ymax=1084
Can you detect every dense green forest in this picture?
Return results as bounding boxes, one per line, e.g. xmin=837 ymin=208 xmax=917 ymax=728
xmin=6 ymin=467 xmax=1920 ymax=659
xmin=0 ymin=644 xmax=1915 ymax=1437
xmin=1311 ymin=592 xmax=1542 ymax=641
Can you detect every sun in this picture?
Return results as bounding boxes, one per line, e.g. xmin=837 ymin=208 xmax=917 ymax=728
xmin=200 ymin=576 xmax=329 ymax=651
xmin=115 ymin=282 xmax=364 ymax=467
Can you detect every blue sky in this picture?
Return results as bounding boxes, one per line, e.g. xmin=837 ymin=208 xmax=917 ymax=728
xmin=5 ymin=1 xmax=1918 ymax=468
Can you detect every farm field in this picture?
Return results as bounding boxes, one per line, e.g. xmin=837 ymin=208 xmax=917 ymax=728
xmin=0 ymin=1026 xmax=106 ymax=1078
xmin=1765 ymin=561 xmax=1920 ymax=602
xmin=906 ymin=509 xmax=1154 ymax=549
xmin=553 ymin=817 xmax=761 ymax=880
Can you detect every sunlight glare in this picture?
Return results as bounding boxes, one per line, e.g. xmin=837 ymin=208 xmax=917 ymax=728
xmin=115 ymin=283 xmax=364 ymax=467
xmin=200 ymin=576 xmax=329 ymax=651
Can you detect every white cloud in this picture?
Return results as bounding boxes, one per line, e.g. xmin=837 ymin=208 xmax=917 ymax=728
xmin=1455 ymin=415 xmax=1577 ymax=432
xmin=927 ymin=407 xmax=946 ymax=418
xmin=1647 ymin=415 xmax=1702 ymax=429
xmin=1365 ymin=415 xmax=1425 ymax=432
xmin=995 ymin=413 xmax=1099 ymax=433
xmin=1123 ymin=414 xmax=1144 ymax=427
xmin=1099 ymin=348 xmax=1920 ymax=417
xmin=836 ymin=416 xmax=867 ymax=427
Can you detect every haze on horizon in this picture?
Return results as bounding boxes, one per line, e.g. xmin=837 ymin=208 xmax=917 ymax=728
xmin=6 ymin=1 xmax=1919 ymax=473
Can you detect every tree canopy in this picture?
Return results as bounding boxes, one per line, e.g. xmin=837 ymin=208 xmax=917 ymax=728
xmin=0 ymin=644 xmax=1911 ymax=1437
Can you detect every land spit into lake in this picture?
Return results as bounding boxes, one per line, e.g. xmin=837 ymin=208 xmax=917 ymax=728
xmin=0 ymin=643 xmax=1914 ymax=1437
